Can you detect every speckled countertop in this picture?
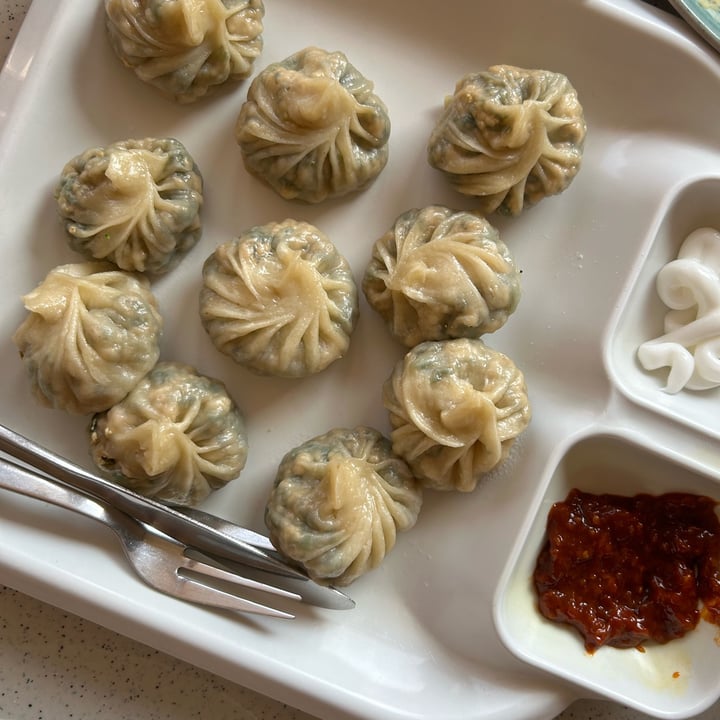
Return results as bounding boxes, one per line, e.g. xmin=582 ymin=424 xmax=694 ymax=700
xmin=0 ymin=2 xmax=718 ymax=720
xmin=0 ymin=579 xmax=678 ymax=720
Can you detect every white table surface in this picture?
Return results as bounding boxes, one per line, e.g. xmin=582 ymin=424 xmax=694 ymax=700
xmin=1 ymin=2 xmax=719 ymax=720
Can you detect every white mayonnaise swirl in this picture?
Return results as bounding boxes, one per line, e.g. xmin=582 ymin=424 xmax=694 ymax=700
xmin=638 ymin=227 xmax=720 ymax=393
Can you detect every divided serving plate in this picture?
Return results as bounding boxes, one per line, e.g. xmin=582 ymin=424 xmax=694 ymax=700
xmin=1 ymin=1 xmax=719 ymax=718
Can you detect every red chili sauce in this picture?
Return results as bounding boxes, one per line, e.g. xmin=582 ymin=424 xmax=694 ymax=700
xmin=533 ymin=488 xmax=720 ymax=653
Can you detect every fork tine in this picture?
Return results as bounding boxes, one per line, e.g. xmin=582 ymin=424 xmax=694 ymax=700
xmin=180 ymin=553 xmax=302 ymax=602
xmin=130 ymin=533 xmax=296 ymax=619
xmin=175 ymin=574 xmax=295 ymax=619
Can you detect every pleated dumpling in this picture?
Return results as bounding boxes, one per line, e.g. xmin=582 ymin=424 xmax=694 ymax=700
xmin=383 ymin=339 xmax=531 ymax=492
xmin=363 ymin=206 xmax=521 ymax=347
xmin=56 ymin=138 xmax=203 ymax=275
xmin=427 ymin=65 xmax=586 ymax=216
xmin=90 ymin=361 xmax=248 ymax=506
xmin=265 ymin=426 xmax=423 ymax=586
xmin=12 ymin=263 xmax=162 ymax=415
xmin=105 ymin=0 xmax=264 ymax=103
xmin=199 ymin=219 xmax=358 ymax=377
xmin=235 ymin=47 xmax=391 ymax=203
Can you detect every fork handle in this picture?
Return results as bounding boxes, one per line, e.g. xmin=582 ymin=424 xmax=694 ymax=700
xmin=0 ymin=457 xmax=109 ymax=526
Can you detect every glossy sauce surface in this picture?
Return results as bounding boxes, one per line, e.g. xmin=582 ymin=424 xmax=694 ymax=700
xmin=534 ymin=489 xmax=720 ymax=653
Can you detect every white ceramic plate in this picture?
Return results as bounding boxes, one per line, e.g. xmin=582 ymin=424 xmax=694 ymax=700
xmin=1 ymin=1 xmax=719 ymax=719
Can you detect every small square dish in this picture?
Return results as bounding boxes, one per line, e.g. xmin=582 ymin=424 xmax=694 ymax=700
xmin=493 ymin=431 xmax=720 ymax=719
xmin=605 ymin=176 xmax=720 ymax=441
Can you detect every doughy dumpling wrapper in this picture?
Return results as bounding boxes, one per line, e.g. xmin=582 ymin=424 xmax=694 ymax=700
xmin=383 ymin=339 xmax=530 ymax=491
xmin=427 ymin=65 xmax=586 ymax=216
xmin=200 ymin=219 xmax=358 ymax=377
xmin=90 ymin=361 xmax=248 ymax=506
xmin=105 ymin=0 xmax=264 ymax=103
xmin=56 ymin=138 xmax=203 ymax=275
xmin=12 ymin=262 xmax=162 ymax=415
xmin=265 ymin=426 xmax=422 ymax=586
xmin=363 ymin=205 xmax=521 ymax=347
xmin=235 ymin=46 xmax=391 ymax=203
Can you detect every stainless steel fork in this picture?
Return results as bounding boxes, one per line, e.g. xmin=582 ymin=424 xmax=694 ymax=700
xmin=0 ymin=457 xmax=298 ymax=618
xmin=0 ymin=423 xmax=354 ymax=611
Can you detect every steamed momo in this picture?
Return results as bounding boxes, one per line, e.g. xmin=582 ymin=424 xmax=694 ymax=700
xmin=12 ymin=263 xmax=162 ymax=415
xmin=363 ymin=206 xmax=521 ymax=347
xmin=90 ymin=362 xmax=248 ymax=506
xmin=265 ymin=426 xmax=423 ymax=586
xmin=235 ymin=47 xmax=391 ymax=203
xmin=56 ymin=138 xmax=203 ymax=275
xmin=427 ymin=65 xmax=586 ymax=216
xmin=105 ymin=0 xmax=264 ymax=103
xmin=383 ymin=339 xmax=530 ymax=492
xmin=199 ymin=219 xmax=358 ymax=377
